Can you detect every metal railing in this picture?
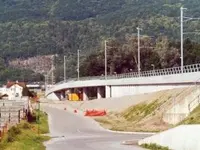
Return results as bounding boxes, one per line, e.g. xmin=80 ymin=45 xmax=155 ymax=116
xmin=188 ymin=94 xmax=200 ymax=112
xmin=55 ymin=63 xmax=200 ymax=85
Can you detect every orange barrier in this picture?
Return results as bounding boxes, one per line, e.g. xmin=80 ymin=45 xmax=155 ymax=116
xmin=84 ymin=110 xmax=107 ymax=116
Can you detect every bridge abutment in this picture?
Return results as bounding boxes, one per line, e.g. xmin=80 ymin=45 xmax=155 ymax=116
xmin=46 ymin=92 xmax=60 ymax=100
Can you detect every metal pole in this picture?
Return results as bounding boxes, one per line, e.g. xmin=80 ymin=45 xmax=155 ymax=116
xmin=51 ymin=56 xmax=54 ymax=85
xmin=64 ymin=56 xmax=66 ymax=82
xmin=151 ymin=64 xmax=155 ymax=70
xmin=105 ymin=40 xmax=107 ymax=79
xmin=137 ymin=27 xmax=141 ymax=76
xmin=77 ymin=50 xmax=80 ymax=80
xmin=37 ymin=101 xmax=40 ymax=135
xmin=181 ymin=7 xmax=184 ymax=73
xmin=44 ymin=75 xmax=47 ymax=91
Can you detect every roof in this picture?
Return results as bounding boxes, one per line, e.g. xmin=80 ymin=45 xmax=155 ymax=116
xmin=6 ymin=81 xmax=26 ymax=88
xmin=0 ymin=94 xmax=8 ymax=99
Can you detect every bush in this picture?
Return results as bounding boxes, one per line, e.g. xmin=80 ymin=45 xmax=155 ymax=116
xmin=22 ymin=122 xmax=31 ymax=129
xmin=7 ymin=126 xmax=21 ymax=142
xmin=9 ymin=126 xmax=21 ymax=135
xmin=27 ymin=111 xmax=37 ymax=123
xmin=141 ymin=143 xmax=169 ymax=150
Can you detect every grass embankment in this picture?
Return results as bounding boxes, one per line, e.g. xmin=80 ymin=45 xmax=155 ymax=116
xmin=0 ymin=110 xmax=50 ymax=150
xmin=141 ymin=143 xmax=170 ymax=150
xmin=95 ymin=99 xmax=170 ymax=132
xmin=180 ymin=105 xmax=200 ymax=124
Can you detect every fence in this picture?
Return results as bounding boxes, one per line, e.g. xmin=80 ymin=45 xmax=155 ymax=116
xmin=188 ymin=95 xmax=200 ymax=112
xmin=53 ymin=63 xmax=200 ymax=86
xmin=0 ymin=99 xmax=29 ymax=139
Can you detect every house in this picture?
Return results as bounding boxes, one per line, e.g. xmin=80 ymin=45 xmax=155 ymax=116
xmin=5 ymin=81 xmax=33 ymax=100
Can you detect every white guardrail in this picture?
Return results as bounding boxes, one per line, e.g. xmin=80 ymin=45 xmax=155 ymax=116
xmin=54 ymin=63 xmax=200 ymax=85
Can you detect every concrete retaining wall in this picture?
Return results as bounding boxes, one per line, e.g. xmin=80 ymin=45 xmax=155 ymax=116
xmin=163 ymin=86 xmax=200 ymax=124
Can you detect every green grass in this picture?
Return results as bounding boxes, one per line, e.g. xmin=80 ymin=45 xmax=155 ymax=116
xmin=0 ymin=111 xmax=50 ymax=150
xmin=121 ymin=100 xmax=161 ymax=122
xmin=179 ymin=105 xmax=200 ymax=124
xmin=94 ymin=99 xmax=165 ymax=132
xmin=141 ymin=143 xmax=170 ymax=150
xmin=33 ymin=110 xmax=49 ymax=134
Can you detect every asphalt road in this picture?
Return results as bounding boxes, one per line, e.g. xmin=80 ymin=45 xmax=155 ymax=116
xmin=44 ymin=106 xmax=151 ymax=150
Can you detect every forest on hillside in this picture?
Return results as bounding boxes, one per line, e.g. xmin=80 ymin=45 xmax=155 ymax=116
xmin=0 ymin=0 xmax=200 ymax=82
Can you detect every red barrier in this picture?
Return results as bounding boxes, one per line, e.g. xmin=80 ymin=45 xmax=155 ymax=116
xmin=84 ymin=109 xmax=107 ymax=116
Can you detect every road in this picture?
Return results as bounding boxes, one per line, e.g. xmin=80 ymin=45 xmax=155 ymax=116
xmin=43 ymin=106 xmax=151 ymax=150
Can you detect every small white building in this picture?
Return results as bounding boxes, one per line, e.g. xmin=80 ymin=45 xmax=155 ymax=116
xmin=7 ymin=83 xmax=23 ymax=100
xmin=0 ymin=81 xmax=32 ymax=100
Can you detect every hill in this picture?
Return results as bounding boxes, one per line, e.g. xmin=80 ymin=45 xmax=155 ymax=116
xmin=1 ymin=0 xmax=200 ymax=81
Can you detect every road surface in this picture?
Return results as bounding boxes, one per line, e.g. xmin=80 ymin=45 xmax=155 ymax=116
xmin=43 ymin=106 xmax=151 ymax=150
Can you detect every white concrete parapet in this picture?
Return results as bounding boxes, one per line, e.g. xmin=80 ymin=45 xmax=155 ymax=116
xmin=138 ymin=125 xmax=200 ymax=150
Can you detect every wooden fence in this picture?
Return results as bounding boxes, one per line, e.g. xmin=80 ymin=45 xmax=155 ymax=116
xmin=0 ymin=98 xmax=29 ymax=139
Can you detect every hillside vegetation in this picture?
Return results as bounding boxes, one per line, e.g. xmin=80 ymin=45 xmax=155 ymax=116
xmin=1 ymin=0 xmax=200 ymax=81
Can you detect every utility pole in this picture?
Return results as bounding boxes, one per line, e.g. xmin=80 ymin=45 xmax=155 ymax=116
xmin=51 ymin=55 xmax=55 ymax=85
xmin=180 ymin=7 xmax=184 ymax=73
xmin=77 ymin=50 xmax=80 ymax=80
xmin=137 ymin=27 xmax=142 ymax=76
xmin=64 ymin=55 xmax=66 ymax=82
xmin=105 ymin=40 xmax=107 ymax=79
xmin=180 ymin=7 xmax=187 ymax=73
xmin=44 ymin=74 xmax=47 ymax=91
xmin=151 ymin=64 xmax=155 ymax=70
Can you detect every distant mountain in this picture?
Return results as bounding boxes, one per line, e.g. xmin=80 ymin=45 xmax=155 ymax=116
xmin=0 ymin=0 xmax=125 ymax=21
xmin=0 ymin=0 xmax=200 ymax=81
xmin=0 ymin=0 xmax=200 ymax=59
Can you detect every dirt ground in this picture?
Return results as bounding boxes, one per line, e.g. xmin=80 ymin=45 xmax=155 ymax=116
xmin=64 ymin=87 xmax=187 ymax=113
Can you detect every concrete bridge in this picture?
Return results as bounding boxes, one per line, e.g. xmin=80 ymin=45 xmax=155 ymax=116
xmin=45 ymin=64 xmax=200 ymax=101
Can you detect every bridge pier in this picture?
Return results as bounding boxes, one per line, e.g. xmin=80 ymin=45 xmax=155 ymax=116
xmin=60 ymin=90 xmax=66 ymax=100
xmin=97 ymin=87 xmax=104 ymax=99
xmin=83 ymin=88 xmax=89 ymax=101
xmin=105 ymin=86 xmax=111 ymax=98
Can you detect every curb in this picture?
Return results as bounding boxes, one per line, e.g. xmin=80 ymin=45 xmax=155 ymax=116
xmin=104 ymin=129 xmax=156 ymax=135
xmin=121 ymin=140 xmax=138 ymax=145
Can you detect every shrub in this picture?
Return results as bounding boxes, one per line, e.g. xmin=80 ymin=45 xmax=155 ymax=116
xmin=141 ymin=143 xmax=169 ymax=150
xmin=6 ymin=126 xmax=21 ymax=142
xmin=9 ymin=126 xmax=21 ymax=135
xmin=27 ymin=111 xmax=37 ymax=123
xmin=22 ymin=122 xmax=31 ymax=129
